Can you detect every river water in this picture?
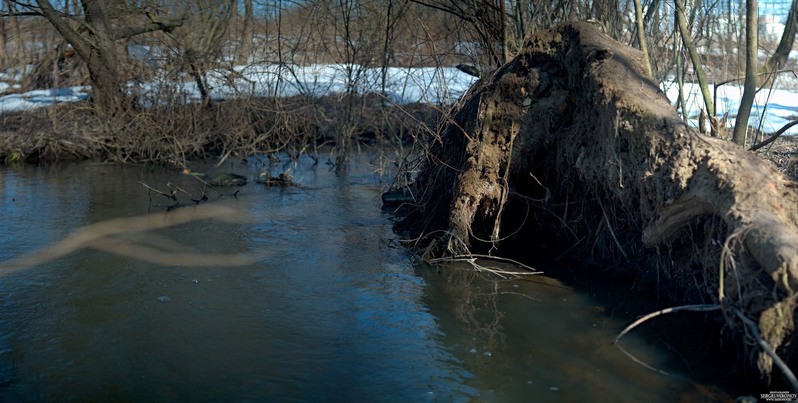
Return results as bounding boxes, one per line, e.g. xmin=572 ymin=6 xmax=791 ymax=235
xmin=0 ymin=153 xmax=732 ymax=401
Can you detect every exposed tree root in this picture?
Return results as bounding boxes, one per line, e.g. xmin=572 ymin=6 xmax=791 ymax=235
xmin=393 ymin=22 xmax=798 ymax=384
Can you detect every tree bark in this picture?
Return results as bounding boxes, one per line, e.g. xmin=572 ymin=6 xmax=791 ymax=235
xmin=767 ymin=0 xmax=798 ymax=72
xmin=633 ymin=0 xmax=652 ymax=78
xmin=674 ymin=0 xmax=714 ymax=117
xmin=733 ymin=0 xmax=758 ymax=146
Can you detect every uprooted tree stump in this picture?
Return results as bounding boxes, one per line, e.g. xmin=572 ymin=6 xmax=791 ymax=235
xmin=393 ymin=22 xmax=798 ymax=385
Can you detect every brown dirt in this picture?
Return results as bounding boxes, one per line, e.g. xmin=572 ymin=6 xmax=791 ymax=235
xmin=394 ymin=22 xmax=798 ymax=385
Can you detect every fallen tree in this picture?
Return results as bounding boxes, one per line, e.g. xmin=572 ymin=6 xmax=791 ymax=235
xmin=393 ymin=22 xmax=798 ymax=386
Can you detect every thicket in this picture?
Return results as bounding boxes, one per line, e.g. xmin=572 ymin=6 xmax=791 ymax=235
xmin=0 ymin=0 xmax=796 ymax=163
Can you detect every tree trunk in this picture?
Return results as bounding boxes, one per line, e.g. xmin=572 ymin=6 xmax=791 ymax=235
xmin=394 ymin=22 xmax=798 ymax=382
xmin=767 ymin=0 xmax=798 ymax=72
xmin=733 ymin=0 xmax=759 ymax=146
xmin=499 ymin=0 xmax=507 ymax=63
xmin=35 ymin=0 xmax=182 ymax=115
xmin=238 ymin=0 xmax=254 ymax=65
xmin=633 ymin=0 xmax=652 ymax=78
xmin=0 ymin=4 xmax=6 ymax=67
xmin=674 ymin=0 xmax=714 ymax=117
xmin=37 ymin=0 xmax=123 ymax=113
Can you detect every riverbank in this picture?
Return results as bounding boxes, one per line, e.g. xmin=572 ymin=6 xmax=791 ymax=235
xmin=0 ymin=94 xmax=442 ymax=167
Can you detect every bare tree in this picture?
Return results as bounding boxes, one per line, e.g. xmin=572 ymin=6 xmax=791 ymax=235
xmin=167 ymin=0 xmax=235 ymax=108
xmin=6 ymin=0 xmax=184 ymax=114
xmin=410 ymin=0 xmax=507 ymax=69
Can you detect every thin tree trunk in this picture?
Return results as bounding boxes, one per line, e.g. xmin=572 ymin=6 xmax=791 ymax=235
xmin=275 ymin=0 xmax=284 ymax=95
xmin=380 ymin=0 xmax=395 ymax=104
xmin=238 ymin=0 xmax=254 ymax=65
xmin=676 ymin=47 xmax=688 ymax=122
xmin=514 ymin=0 xmax=525 ymax=48
xmin=643 ymin=0 xmax=660 ymax=24
xmin=674 ymin=0 xmax=714 ymax=117
xmin=499 ymin=0 xmax=507 ymax=63
xmin=767 ymin=0 xmax=797 ymax=72
xmin=0 ymin=5 xmax=6 ymax=67
xmin=633 ymin=0 xmax=652 ymax=77
xmin=733 ymin=0 xmax=758 ymax=146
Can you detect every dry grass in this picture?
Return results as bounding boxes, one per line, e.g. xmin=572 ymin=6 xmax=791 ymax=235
xmin=0 ymin=93 xmax=442 ymax=167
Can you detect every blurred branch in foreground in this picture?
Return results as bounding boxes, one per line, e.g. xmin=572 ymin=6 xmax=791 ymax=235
xmin=0 ymin=203 xmax=258 ymax=276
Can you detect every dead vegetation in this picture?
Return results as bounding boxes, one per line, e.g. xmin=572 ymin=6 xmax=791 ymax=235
xmin=0 ymin=94 xmax=441 ymax=167
xmin=757 ymin=136 xmax=798 ymax=182
xmin=392 ymin=22 xmax=798 ymax=386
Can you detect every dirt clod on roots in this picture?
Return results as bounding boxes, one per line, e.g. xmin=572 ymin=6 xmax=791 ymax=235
xmin=394 ymin=22 xmax=798 ymax=383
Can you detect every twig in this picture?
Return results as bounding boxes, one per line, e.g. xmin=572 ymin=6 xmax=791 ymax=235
xmin=449 ymin=253 xmax=541 ymax=273
xmin=731 ymin=306 xmax=798 ymax=392
xmin=615 ymin=342 xmax=672 ymax=376
xmin=427 ymin=255 xmax=543 ymax=275
xmin=482 ymin=291 xmax=542 ymax=302
xmin=139 ymin=181 xmax=177 ymax=201
xmin=425 ymin=255 xmax=542 ymax=280
xmin=616 ymin=304 xmax=721 ymax=342
xmin=167 ymin=182 xmax=193 ymax=198
xmin=749 ymin=120 xmax=798 ymax=151
xmin=598 ymin=200 xmax=628 ymax=261
xmin=188 ymin=174 xmax=224 ymax=196
xmin=426 ymin=255 xmax=510 ymax=276
xmin=614 ymin=304 xmax=721 ymax=375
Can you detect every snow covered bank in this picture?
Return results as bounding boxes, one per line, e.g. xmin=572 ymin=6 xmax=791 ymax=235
xmin=0 ymin=64 xmax=477 ymax=113
xmin=0 ymin=86 xmax=90 ymax=112
xmin=1 ymin=63 xmax=796 ymax=136
xmin=662 ymin=81 xmax=798 ymax=136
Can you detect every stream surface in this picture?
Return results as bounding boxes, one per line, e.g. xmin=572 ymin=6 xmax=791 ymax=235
xmin=0 ymin=153 xmax=732 ymax=402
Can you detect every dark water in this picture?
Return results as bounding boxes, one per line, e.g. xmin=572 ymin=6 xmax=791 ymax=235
xmin=0 ymin=154 xmax=731 ymax=401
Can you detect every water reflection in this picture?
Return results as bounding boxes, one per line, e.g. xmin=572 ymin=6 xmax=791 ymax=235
xmin=415 ymin=261 xmax=701 ymax=402
xmin=0 ymin=156 xmax=731 ymax=401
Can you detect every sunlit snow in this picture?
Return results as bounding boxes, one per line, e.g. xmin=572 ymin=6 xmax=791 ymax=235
xmin=1 ymin=63 xmax=796 ymax=135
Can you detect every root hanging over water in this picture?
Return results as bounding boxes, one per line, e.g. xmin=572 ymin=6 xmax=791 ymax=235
xmin=391 ymin=22 xmax=798 ymax=383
